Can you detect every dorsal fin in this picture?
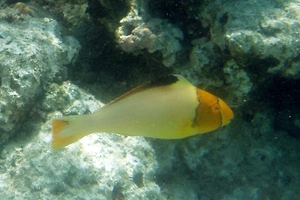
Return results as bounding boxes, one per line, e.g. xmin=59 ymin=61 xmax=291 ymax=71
xmin=144 ymin=74 xmax=179 ymax=88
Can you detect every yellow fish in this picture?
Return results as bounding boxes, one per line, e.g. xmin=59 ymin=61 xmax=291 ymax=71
xmin=52 ymin=75 xmax=233 ymax=149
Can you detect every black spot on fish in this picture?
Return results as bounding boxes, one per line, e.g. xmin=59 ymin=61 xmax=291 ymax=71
xmin=147 ymin=75 xmax=179 ymax=88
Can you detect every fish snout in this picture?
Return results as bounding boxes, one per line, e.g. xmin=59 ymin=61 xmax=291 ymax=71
xmin=219 ymin=99 xmax=234 ymax=126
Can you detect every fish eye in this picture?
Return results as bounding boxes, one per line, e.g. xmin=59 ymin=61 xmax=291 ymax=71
xmin=212 ymin=103 xmax=221 ymax=113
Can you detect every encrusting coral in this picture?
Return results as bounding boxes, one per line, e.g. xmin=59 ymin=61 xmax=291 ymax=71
xmin=115 ymin=0 xmax=183 ymax=67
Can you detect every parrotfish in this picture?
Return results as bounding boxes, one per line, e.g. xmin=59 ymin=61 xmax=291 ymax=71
xmin=52 ymin=75 xmax=234 ymax=149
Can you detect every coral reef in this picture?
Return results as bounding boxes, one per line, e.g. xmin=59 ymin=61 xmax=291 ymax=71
xmin=27 ymin=0 xmax=90 ymax=28
xmin=199 ymin=0 xmax=300 ymax=79
xmin=0 ymin=0 xmax=299 ymax=199
xmin=223 ymin=59 xmax=253 ymax=105
xmin=115 ymin=0 xmax=183 ymax=67
xmin=0 ymin=6 xmax=79 ymax=147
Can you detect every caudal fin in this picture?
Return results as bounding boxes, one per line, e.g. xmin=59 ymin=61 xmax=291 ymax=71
xmin=52 ymin=119 xmax=85 ymax=149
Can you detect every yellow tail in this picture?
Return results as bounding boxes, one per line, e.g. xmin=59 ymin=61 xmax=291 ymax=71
xmin=52 ymin=119 xmax=85 ymax=149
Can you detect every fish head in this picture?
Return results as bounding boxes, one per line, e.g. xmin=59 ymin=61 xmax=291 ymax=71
xmin=195 ymin=89 xmax=234 ymax=133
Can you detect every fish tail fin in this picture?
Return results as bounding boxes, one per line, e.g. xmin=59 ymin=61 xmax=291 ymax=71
xmin=52 ymin=117 xmax=87 ymax=149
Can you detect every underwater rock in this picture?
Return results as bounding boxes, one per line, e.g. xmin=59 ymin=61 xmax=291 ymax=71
xmin=59 ymin=1 xmax=89 ymax=27
xmin=223 ymin=59 xmax=253 ymax=105
xmin=27 ymin=0 xmax=90 ymax=28
xmin=115 ymin=0 xmax=183 ymax=67
xmin=0 ymin=7 xmax=80 ymax=148
xmin=199 ymin=0 xmax=300 ymax=79
xmin=177 ymin=38 xmax=223 ymax=88
xmin=176 ymin=37 xmax=248 ymax=107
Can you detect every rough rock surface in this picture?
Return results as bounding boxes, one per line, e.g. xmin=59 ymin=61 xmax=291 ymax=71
xmin=187 ymin=38 xmax=253 ymax=105
xmin=115 ymin=0 xmax=183 ymax=67
xmin=0 ymin=7 xmax=80 ymax=148
xmin=199 ymin=0 xmax=300 ymax=79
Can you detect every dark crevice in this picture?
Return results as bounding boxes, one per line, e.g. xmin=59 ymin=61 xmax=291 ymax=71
xmin=241 ymin=76 xmax=300 ymax=138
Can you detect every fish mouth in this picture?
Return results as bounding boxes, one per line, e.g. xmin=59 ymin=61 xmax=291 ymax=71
xmin=219 ymin=99 xmax=234 ymax=126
